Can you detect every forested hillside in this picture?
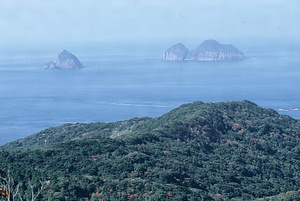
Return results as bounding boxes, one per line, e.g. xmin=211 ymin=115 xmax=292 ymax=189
xmin=1 ymin=101 xmax=300 ymax=200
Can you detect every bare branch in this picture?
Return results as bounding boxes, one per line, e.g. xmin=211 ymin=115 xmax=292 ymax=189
xmin=12 ymin=184 xmax=19 ymax=200
xmin=18 ymin=193 xmax=24 ymax=201
xmin=29 ymin=179 xmax=45 ymax=201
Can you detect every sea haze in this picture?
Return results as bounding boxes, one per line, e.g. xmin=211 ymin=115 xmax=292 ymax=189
xmin=1 ymin=45 xmax=300 ymax=145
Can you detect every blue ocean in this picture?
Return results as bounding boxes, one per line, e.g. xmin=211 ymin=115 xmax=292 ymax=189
xmin=1 ymin=45 xmax=300 ymax=145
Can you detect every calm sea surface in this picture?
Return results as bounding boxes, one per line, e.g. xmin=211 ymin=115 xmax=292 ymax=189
xmin=1 ymin=47 xmax=300 ymax=145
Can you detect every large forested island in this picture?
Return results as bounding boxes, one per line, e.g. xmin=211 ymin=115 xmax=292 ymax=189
xmin=1 ymin=101 xmax=300 ymax=200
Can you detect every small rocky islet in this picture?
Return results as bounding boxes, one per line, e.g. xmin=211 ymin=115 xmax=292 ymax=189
xmin=161 ymin=43 xmax=189 ymax=61
xmin=44 ymin=49 xmax=84 ymax=70
xmin=162 ymin=39 xmax=246 ymax=61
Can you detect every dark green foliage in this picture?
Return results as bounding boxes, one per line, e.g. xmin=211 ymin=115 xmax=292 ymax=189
xmin=255 ymin=189 xmax=300 ymax=201
xmin=2 ymin=117 xmax=151 ymax=151
xmin=1 ymin=101 xmax=300 ymax=200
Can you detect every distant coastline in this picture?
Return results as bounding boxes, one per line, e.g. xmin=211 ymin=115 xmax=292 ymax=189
xmin=278 ymin=108 xmax=299 ymax=112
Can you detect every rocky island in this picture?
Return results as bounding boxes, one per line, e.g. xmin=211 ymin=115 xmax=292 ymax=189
xmin=187 ymin=40 xmax=246 ymax=61
xmin=44 ymin=49 xmax=84 ymax=70
xmin=161 ymin=43 xmax=189 ymax=61
xmin=162 ymin=39 xmax=246 ymax=61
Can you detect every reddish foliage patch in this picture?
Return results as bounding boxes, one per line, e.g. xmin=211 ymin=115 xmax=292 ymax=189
xmin=250 ymin=138 xmax=258 ymax=142
xmin=245 ymin=120 xmax=252 ymax=125
xmin=238 ymin=129 xmax=245 ymax=135
xmin=128 ymin=194 xmax=139 ymax=200
xmin=232 ymin=123 xmax=241 ymax=130
xmin=281 ymin=133 xmax=287 ymax=137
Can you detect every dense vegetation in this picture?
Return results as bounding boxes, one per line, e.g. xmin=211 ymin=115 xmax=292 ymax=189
xmin=255 ymin=190 xmax=300 ymax=201
xmin=1 ymin=101 xmax=300 ymax=200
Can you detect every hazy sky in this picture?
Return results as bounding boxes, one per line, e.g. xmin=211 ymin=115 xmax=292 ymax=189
xmin=1 ymin=0 xmax=299 ymax=49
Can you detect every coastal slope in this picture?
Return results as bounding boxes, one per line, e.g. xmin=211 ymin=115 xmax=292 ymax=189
xmin=1 ymin=101 xmax=300 ymax=200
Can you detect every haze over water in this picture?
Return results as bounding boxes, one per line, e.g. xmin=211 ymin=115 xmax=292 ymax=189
xmin=1 ymin=44 xmax=300 ymax=145
xmin=0 ymin=0 xmax=300 ymax=145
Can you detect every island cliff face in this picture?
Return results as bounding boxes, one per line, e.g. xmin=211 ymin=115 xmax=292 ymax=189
xmin=161 ymin=43 xmax=189 ymax=61
xmin=44 ymin=49 xmax=84 ymax=70
xmin=162 ymin=40 xmax=245 ymax=61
